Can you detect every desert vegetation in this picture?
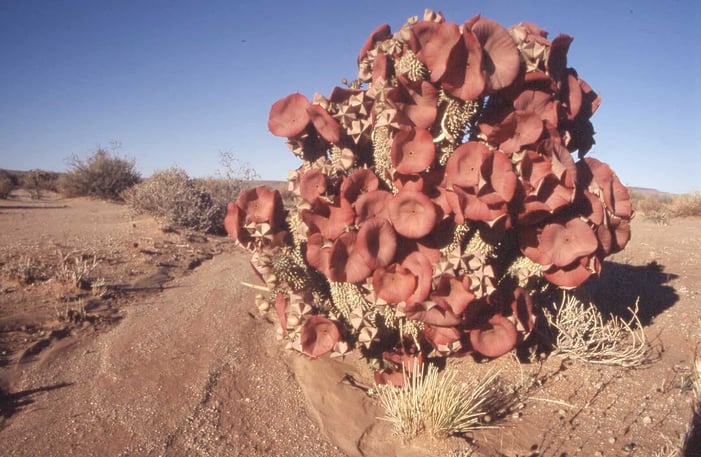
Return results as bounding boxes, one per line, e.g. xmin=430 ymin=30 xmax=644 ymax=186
xmin=632 ymin=189 xmax=701 ymax=223
xmin=59 ymin=147 xmax=141 ymax=200
xmin=220 ymin=7 xmax=665 ymax=442
xmin=123 ymin=152 xmax=258 ymax=234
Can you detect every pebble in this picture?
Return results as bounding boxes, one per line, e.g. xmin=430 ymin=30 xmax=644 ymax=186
xmin=642 ymin=416 xmax=652 ymax=425
xmin=608 ymin=437 xmax=616 ymax=444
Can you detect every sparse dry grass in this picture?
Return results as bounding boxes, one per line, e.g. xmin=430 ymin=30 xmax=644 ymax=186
xmin=632 ymin=191 xmax=701 ymax=223
xmin=544 ymin=292 xmax=650 ymax=368
xmin=374 ymin=363 xmax=501 ymax=438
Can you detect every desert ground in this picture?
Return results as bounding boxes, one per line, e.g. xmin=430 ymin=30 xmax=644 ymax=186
xmin=1 ymin=190 xmax=699 ymax=456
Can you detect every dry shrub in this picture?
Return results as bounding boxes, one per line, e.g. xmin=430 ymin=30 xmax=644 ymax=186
xmin=124 ymin=153 xmax=256 ymax=234
xmin=668 ymin=192 xmax=701 ymax=218
xmin=374 ymin=364 xmax=501 ymax=438
xmin=544 ymin=292 xmax=650 ymax=367
xmin=21 ymin=169 xmax=61 ymax=199
xmin=59 ymin=148 xmax=141 ymax=200
xmin=124 ymin=167 xmax=224 ymax=234
xmin=0 ymin=170 xmax=16 ymax=199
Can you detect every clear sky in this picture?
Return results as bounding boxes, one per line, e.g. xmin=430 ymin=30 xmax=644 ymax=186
xmin=1 ymin=0 xmax=699 ymax=193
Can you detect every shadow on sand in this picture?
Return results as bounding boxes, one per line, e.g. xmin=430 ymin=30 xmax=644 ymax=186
xmin=578 ymin=260 xmax=679 ymax=325
xmin=0 ymin=382 xmax=73 ymax=421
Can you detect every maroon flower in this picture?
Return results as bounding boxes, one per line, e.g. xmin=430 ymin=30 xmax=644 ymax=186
xmin=388 ymin=190 xmax=438 ymax=239
xmin=355 ymin=217 xmax=397 ymax=270
xmin=299 ymin=169 xmax=327 ymax=204
xmin=430 ymin=275 xmax=475 ymax=316
xmin=469 ymin=314 xmax=518 ymax=357
xmin=538 ymin=218 xmax=598 ymax=268
xmin=301 ymin=316 xmax=340 ymax=359
xmin=340 ymin=168 xmax=380 ymax=203
xmin=373 ymin=264 xmax=417 ymax=303
xmin=354 ymin=189 xmax=391 ymax=223
xmin=268 ymin=93 xmax=311 ymax=138
xmin=390 ymin=126 xmax=436 ymax=174
xmin=469 ymin=16 xmax=521 ymax=92
xmin=410 ymin=20 xmax=462 ymax=82
xmin=387 ymin=76 xmax=439 ymax=129
xmin=307 ymin=104 xmax=341 ymax=144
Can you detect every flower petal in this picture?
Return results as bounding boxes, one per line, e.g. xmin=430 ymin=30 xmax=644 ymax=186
xmin=268 ymin=93 xmax=311 ymax=138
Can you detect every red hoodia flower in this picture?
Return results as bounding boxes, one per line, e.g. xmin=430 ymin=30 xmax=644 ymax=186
xmin=307 ymin=104 xmax=341 ymax=143
xmin=300 ymin=316 xmax=340 ymax=359
xmin=546 ymin=34 xmax=574 ymax=84
xmin=469 ymin=314 xmax=518 ymax=357
xmin=484 ymin=148 xmax=518 ymax=203
xmin=469 ymin=16 xmax=521 ymax=92
xmin=486 ymin=110 xmax=544 ymax=155
xmin=235 ymin=186 xmax=285 ymax=227
xmin=542 ymin=255 xmax=595 ymax=289
xmin=372 ymin=264 xmax=417 ymax=304
xmin=411 ymin=20 xmax=462 ymax=82
xmin=388 ymin=190 xmax=438 ymax=239
xmin=268 ymin=93 xmax=311 ymax=138
xmin=390 ymin=126 xmax=436 ymax=174
xmin=355 ymin=217 xmax=397 ymax=270
xmin=354 ymin=189 xmax=391 ymax=223
xmin=306 ymin=232 xmax=332 ymax=278
xmin=328 ymin=231 xmax=372 ymax=283
xmin=445 ymin=141 xmax=489 ymax=189
xmin=223 ymin=202 xmax=244 ymax=242
xmin=513 ymin=89 xmax=558 ymax=128
xmin=441 ymin=22 xmax=486 ymax=101
xmin=539 ymin=218 xmax=598 ymax=268
xmin=431 ymin=275 xmax=475 ymax=316
xmin=401 ymin=251 xmax=433 ymax=305
xmin=299 ymin=168 xmax=327 ymax=204
xmin=424 ymin=325 xmax=462 ymax=352
xmin=404 ymin=301 xmax=463 ymax=327
xmin=387 ymin=77 xmax=439 ymax=129
xmin=340 ymin=168 xmax=379 ymax=203
xmin=302 ymin=198 xmax=355 ymax=240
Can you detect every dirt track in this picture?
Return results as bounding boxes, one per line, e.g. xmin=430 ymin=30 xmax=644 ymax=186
xmin=1 ymin=250 xmax=350 ymax=456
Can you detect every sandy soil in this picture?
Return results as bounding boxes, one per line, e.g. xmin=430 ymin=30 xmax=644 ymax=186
xmin=0 ymin=191 xmax=699 ymax=456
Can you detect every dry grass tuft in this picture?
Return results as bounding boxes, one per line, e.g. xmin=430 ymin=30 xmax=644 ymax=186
xmin=544 ymin=292 xmax=650 ymax=368
xmin=374 ymin=363 xmax=500 ymax=438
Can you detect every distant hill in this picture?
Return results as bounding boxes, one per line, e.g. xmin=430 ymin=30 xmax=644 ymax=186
xmin=628 ymin=186 xmax=677 ymax=199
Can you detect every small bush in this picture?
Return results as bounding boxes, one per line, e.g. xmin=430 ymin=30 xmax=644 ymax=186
xmin=668 ymin=192 xmax=701 ymax=217
xmin=60 ymin=149 xmax=141 ymax=200
xmin=124 ymin=153 xmax=257 ymax=234
xmin=21 ymin=169 xmax=60 ymax=199
xmin=124 ymin=167 xmax=225 ymax=233
xmin=0 ymin=170 xmax=16 ymax=199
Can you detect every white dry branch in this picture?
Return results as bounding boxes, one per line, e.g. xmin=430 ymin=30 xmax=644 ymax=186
xmin=374 ymin=363 xmax=500 ymax=438
xmin=544 ymin=292 xmax=650 ymax=368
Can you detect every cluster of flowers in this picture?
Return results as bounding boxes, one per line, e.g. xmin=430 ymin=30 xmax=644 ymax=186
xmin=225 ymin=10 xmax=632 ymax=385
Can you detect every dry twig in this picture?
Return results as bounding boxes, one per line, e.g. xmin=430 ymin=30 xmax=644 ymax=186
xmin=544 ymin=292 xmax=650 ymax=368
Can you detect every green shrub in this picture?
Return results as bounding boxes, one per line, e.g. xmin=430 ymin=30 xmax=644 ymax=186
xmin=59 ymin=149 xmax=141 ymax=200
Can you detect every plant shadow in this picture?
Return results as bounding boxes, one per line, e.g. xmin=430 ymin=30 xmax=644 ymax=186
xmin=576 ymin=260 xmax=679 ymax=325
xmin=0 ymin=381 xmax=73 ymax=421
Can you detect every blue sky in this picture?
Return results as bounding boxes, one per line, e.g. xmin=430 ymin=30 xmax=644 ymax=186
xmin=1 ymin=0 xmax=699 ymax=193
